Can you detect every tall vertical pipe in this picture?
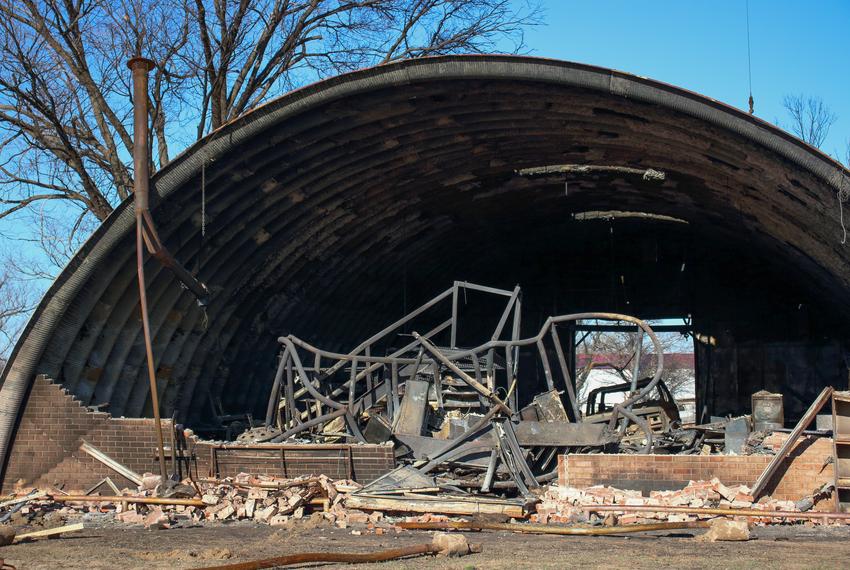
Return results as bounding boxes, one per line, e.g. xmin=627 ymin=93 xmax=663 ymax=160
xmin=128 ymin=57 xmax=168 ymax=482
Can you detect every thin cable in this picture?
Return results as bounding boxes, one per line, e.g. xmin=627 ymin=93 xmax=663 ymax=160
xmin=839 ymin=170 xmax=849 ymax=244
xmin=201 ymin=157 xmax=206 ymax=238
xmin=746 ymin=0 xmax=754 ymax=114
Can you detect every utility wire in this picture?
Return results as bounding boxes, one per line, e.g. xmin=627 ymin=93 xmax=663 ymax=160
xmin=746 ymin=0 xmax=754 ymax=114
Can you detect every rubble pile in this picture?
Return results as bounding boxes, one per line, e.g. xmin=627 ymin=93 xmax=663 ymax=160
xmin=6 ymin=474 xmax=354 ymax=529
xmin=3 ymin=473 xmax=467 ymax=533
xmin=532 ymin=478 xmax=834 ymax=526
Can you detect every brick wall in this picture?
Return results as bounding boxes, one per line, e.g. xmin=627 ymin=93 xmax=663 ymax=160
xmin=558 ymin=433 xmax=834 ymax=506
xmin=2 ymin=376 xmax=395 ymax=492
xmin=3 ymin=375 xmax=171 ymax=491
xmin=195 ymin=443 xmax=394 ymax=482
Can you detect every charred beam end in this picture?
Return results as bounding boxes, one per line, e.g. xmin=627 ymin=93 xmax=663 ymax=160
xmin=516 ymin=164 xmax=667 ymax=181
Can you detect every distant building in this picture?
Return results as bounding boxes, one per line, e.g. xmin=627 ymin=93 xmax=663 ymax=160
xmin=577 ymin=353 xmax=695 ymax=422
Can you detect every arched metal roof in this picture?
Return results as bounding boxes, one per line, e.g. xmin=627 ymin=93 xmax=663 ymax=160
xmin=1 ymin=55 xmax=848 ymax=471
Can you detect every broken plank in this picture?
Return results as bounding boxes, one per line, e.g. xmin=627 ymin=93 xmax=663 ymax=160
xmin=751 ymin=386 xmax=834 ymax=498
xmin=344 ymin=494 xmax=529 ymax=517
xmin=14 ymin=523 xmax=85 ymax=542
xmin=0 ymin=490 xmax=46 ymax=509
xmin=80 ymin=440 xmax=143 ymax=486
xmin=52 ymin=495 xmax=205 ymax=507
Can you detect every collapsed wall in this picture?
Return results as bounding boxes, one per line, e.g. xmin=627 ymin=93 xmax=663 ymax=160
xmin=2 ymin=376 xmax=392 ymax=491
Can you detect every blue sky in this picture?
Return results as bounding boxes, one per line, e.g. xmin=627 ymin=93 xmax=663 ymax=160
xmin=513 ymin=0 xmax=849 ymax=160
xmin=2 ymin=1 xmax=847 ymax=291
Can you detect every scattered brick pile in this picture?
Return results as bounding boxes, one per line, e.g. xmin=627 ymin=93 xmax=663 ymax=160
xmin=531 ymin=478 xmax=830 ymax=526
xmin=7 ymin=473 xmax=457 ymax=532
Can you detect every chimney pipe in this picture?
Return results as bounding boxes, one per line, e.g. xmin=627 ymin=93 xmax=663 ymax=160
xmin=128 ymin=56 xmax=169 ymax=483
xmin=128 ymin=57 xmax=155 ymax=215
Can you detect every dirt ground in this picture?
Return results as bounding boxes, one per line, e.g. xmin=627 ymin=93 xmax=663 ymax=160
xmin=3 ymin=516 xmax=850 ymax=570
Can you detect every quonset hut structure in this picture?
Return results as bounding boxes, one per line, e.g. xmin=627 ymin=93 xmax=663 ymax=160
xmin=1 ymin=56 xmax=849 ymax=488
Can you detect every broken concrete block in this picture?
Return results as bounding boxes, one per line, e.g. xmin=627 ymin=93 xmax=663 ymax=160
xmin=115 ymin=511 xmax=146 ymax=525
xmin=287 ymin=494 xmax=303 ymax=508
xmin=140 ymin=474 xmax=162 ymax=491
xmin=245 ymin=498 xmax=256 ymax=518
xmin=202 ymin=494 xmax=220 ymax=505
xmin=215 ymin=505 xmax=235 ymax=520
xmin=711 ymin=478 xmax=736 ymax=502
xmin=254 ymin=505 xmax=278 ymax=523
xmin=144 ymin=507 xmax=168 ymax=529
xmin=698 ymin=519 xmax=750 ymax=542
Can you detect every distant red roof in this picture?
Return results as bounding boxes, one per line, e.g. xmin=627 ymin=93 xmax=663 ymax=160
xmin=576 ymin=353 xmax=694 ymax=370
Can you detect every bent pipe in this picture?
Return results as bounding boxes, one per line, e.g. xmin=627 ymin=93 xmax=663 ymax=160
xmin=3 ymin=56 xmax=846 ymax=482
xmin=264 ymin=346 xmax=290 ymax=427
xmin=268 ymin=408 xmax=347 ymax=443
xmin=283 ymin=312 xmax=662 ymax=409
xmin=277 ymin=313 xmax=662 ymax=453
xmin=611 ymin=405 xmax=655 ymax=453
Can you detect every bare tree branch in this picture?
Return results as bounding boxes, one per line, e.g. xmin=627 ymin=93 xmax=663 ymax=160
xmin=0 ymin=0 xmax=541 ymax=298
xmin=782 ymin=93 xmax=838 ymax=149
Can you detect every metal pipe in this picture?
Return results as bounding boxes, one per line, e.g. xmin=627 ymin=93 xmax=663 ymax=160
xmin=413 ymin=333 xmax=511 ymax=414
xmin=268 ymin=408 xmax=347 ymax=443
xmin=53 ymin=495 xmax=205 ymax=507
xmin=550 ymin=326 xmax=581 ymax=421
xmin=397 ymin=520 xmax=709 ymax=535
xmin=128 ymin=56 xmax=168 ymax=483
xmin=581 ymin=504 xmax=850 ymax=521
xmin=265 ymin=347 xmax=288 ymax=427
xmin=194 ymin=543 xmax=451 ymax=570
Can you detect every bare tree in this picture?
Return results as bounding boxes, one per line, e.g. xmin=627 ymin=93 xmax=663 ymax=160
xmin=190 ymin=0 xmax=539 ymax=133
xmin=0 ymin=261 xmax=34 ymax=363
xmin=0 ymin=0 xmax=540 ymax=229
xmin=782 ymin=93 xmax=837 ymax=149
xmin=575 ymin=328 xmax=694 ymax=404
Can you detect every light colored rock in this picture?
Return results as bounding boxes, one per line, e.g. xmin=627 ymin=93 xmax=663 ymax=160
xmin=432 ymin=532 xmax=471 ymax=557
xmin=697 ymin=519 xmax=750 ymax=542
xmin=0 ymin=526 xmax=15 ymax=546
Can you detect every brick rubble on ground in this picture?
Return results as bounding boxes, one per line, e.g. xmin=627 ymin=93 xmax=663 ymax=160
xmin=6 ymin=472 xmax=460 ymax=532
xmin=8 ymin=473 xmax=840 ymax=532
xmin=531 ymin=478 xmax=831 ymax=526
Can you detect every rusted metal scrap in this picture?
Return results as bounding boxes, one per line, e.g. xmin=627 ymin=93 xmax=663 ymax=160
xmin=241 ymin=281 xmax=691 ymax=494
xmin=195 ymin=534 xmax=482 ymax=570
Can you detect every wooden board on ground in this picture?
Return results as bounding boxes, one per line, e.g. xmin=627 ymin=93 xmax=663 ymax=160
xmin=344 ymin=493 xmax=530 ymax=518
xmin=14 ymin=523 xmax=84 ymax=542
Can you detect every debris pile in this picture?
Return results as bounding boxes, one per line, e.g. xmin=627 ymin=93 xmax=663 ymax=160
xmin=4 ymin=474 xmax=362 ymax=530
xmin=532 ymin=479 xmax=839 ymax=525
xmin=3 ymin=471 xmax=522 ymax=532
xmin=238 ymin=281 xmax=699 ymax=494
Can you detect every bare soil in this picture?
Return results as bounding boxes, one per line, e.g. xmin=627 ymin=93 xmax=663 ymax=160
xmin=2 ymin=516 xmax=850 ymax=569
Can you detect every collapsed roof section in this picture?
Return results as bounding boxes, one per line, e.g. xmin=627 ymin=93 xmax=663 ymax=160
xmin=2 ymin=56 xmax=849 ymax=471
